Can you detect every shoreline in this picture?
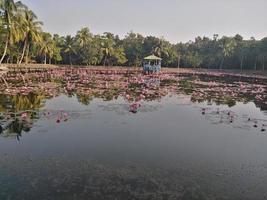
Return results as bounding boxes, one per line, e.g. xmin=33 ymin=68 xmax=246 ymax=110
xmin=1 ymin=63 xmax=267 ymax=77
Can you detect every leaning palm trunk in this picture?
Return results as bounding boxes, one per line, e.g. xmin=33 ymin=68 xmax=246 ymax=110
xmin=25 ymin=44 xmax=30 ymax=64
xmin=19 ymin=37 xmax=28 ymax=64
xmin=0 ymin=36 xmax=9 ymax=64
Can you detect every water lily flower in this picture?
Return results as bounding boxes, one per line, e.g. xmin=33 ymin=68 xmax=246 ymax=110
xmin=21 ymin=113 xmax=27 ymax=119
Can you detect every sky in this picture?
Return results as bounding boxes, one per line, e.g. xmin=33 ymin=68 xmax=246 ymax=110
xmin=22 ymin=0 xmax=267 ymax=43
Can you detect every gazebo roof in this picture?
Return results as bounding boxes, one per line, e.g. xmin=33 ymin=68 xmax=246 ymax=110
xmin=144 ymin=55 xmax=162 ymax=60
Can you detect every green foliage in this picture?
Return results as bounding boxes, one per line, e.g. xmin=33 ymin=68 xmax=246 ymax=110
xmin=0 ymin=1 xmax=267 ymax=69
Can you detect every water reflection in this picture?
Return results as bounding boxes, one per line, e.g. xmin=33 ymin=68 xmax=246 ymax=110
xmin=0 ymin=71 xmax=267 ymax=139
xmin=0 ymin=118 xmax=33 ymax=140
xmin=0 ymin=70 xmax=267 ymax=199
xmin=0 ymin=93 xmax=45 ymax=113
xmin=76 ymin=93 xmax=93 ymax=105
xmin=0 ymin=93 xmax=45 ymax=139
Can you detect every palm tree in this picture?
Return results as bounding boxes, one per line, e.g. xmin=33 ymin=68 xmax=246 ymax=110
xmin=0 ymin=0 xmax=25 ymax=64
xmin=101 ymin=34 xmax=115 ymax=66
xmin=63 ymin=35 xmax=75 ymax=65
xmin=18 ymin=9 xmax=42 ymax=64
xmin=101 ymin=45 xmax=112 ymax=66
xmin=75 ymin=27 xmax=92 ymax=48
xmin=219 ymin=37 xmax=236 ymax=70
xmin=39 ymin=32 xmax=53 ymax=64
xmin=152 ymin=37 xmax=169 ymax=58
xmin=112 ymin=47 xmax=127 ymax=65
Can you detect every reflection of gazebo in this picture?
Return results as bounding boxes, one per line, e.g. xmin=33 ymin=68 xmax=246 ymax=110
xmin=143 ymin=55 xmax=162 ymax=73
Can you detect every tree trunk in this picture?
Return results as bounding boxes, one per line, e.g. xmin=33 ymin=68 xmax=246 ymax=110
xmin=19 ymin=36 xmax=28 ymax=64
xmin=263 ymin=56 xmax=265 ymax=71
xmin=219 ymin=57 xmax=224 ymax=70
xmin=0 ymin=35 xmax=9 ymax=64
xmin=177 ymin=55 xmax=180 ymax=68
xmin=240 ymin=56 xmax=243 ymax=71
xmin=44 ymin=54 xmax=47 ymax=64
xmin=104 ymin=55 xmax=107 ymax=66
xmin=25 ymin=43 xmax=30 ymax=64
xmin=254 ymin=57 xmax=257 ymax=70
xmin=69 ymin=52 xmax=72 ymax=65
xmin=6 ymin=55 xmax=10 ymax=63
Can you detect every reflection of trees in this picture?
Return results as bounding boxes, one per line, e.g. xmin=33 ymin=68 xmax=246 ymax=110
xmin=0 ymin=93 xmax=45 ymax=140
xmin=76 ymin=93 xmax=93 ymax=105
xmin=191 ymin=95 xmax=237 ymax=107
xmin=254 ymin=101 xmax=267 ymax=111
xmin=12 ymin=93 xmax=45 ymax=112
xmin=0 ymin=92 xmax=45 ymax=113
xmin=76 ymin=89 xmax=121 ymax=104
xmin=1 ymin=119 xmax=33 ymax=141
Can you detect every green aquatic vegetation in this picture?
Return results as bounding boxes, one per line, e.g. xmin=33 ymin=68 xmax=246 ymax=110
xmin=102 ymin=88 xmax=121 ymax=101
xmin=179 ymin=80 xmax=195 ymax=94
xmin=128 ymin=82 xmax=144 ymax=89
xmin=76 ymin=94 xmax=94 ymax=105
xmin=160 ymin=79 xmax=177 ymax=86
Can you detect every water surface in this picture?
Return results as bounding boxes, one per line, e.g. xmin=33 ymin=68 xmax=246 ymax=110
xmin=0 ymin=93 xmax=267 ymax=200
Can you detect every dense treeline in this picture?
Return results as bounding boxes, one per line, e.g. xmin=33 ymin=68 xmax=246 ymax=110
xmin=1 ymin=0 xmax=267 ymax=70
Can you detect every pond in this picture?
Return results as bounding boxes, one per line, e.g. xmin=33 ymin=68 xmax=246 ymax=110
xmin=0 ymin=68 xmax=267 ymax=200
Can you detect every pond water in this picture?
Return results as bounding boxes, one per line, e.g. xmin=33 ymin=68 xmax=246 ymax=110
xmin=0 ymin=69 xmax=267 ymax=200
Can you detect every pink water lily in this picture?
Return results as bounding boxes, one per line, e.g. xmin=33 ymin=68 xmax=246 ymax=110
xmin=21 ymin=113 xmax=28 ymax=119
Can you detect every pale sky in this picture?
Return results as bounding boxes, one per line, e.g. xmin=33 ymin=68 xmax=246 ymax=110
xmin=22 ymin=0 xmax=267 ymax=43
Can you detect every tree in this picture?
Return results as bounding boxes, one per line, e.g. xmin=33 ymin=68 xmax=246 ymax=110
xmin=0 ymin=0 xmax=25 ymax=64
xmin=63 ymin=35 xmax=76 ymax=65
xmin=110 ymin=47 xmax=127 ymax=65
xmin=218 ymin=36 xmax=236 ymax=70
xmin=258 ymin=38 xmax=267 ymax=70
xmin=123 ymin=32 xmax=144 ymax=67
xmin=1 ymin=0 xmax=267 ymax=70
xmin=18 ymin=8 xmax=42 ymax=64
xmin=75 ymin=27 xmax=92 ymax=48
xmin=39 ymin=32 xmax=55 ymax=64
xmin=101 ymin=32 xmax=115 ymax=66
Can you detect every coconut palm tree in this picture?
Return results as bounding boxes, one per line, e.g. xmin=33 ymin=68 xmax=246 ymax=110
xmin=63 ymin=35 xmax=76 ymax=65
xmin=101 ymin=44 xmax=113 ymax=66
xmin=39 ymin=32 xmax=54 ymax=64
xmin=0 ymin=0 xmax=25 ymax=64
xmin=219 ymin=37 xmax=236 ymax=70
xmin=75 ymin=27 xmax=92 ymax=48
xmin=152 ymin=37 xmax=169 ymax=59
xmin=18 ymin=9 xmax=42 ymax=64
xmin=101 ymin=34 xmax=115 ymax=66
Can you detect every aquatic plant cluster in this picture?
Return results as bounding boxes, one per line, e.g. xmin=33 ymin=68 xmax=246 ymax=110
xmin=0 ymin=69 xmax=267 ymax=199
xmin=0 ymin=68 xmax=267 ymax=135
xmin=1 ymin=68 xmax=267 ymax=104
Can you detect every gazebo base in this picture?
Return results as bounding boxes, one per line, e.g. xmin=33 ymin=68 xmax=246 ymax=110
xmin=143 ymin=64 xmax=161 ymax=73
